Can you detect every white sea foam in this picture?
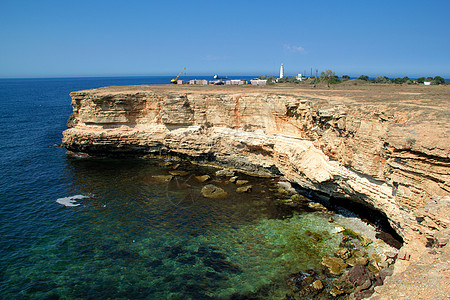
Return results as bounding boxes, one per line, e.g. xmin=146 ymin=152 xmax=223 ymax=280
xmin=56 ymin=195 xmax=89 ymax=207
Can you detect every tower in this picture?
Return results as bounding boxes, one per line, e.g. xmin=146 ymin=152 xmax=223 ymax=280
xmin=280 ymin=64 xmax=284 ymax=79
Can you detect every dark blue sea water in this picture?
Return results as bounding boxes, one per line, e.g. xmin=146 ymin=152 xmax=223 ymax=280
xmin=0 ymin=76 xmax=393 ymax=299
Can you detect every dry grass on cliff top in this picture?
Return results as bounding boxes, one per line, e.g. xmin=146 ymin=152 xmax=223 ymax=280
xmin=88 ymin=82 xmax=449 ymax=112
xmin=89 ymin=82 xmax=450 ymax=107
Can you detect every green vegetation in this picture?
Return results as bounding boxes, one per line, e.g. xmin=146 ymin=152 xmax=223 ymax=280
xmin=258 ymin=72 xmax=447 ymax=86
xmin=320 ymin=69 xmax=342 ymax=86
xmin=342 ymin=229 xmax=362 ymax=240
xmin=358 ymin=75 xmax=369 ymax=81
xmin=259 ymin=75 xmax=276 ymax=85
xmin=277 ymin=76 xmax=300 ymax=83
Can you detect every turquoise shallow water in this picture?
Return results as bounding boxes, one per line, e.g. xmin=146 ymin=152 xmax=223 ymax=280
xmin=2 ymin=157 xmax=344 ymax=299
xmin=0 ymin=77 xmax=397 ymax=299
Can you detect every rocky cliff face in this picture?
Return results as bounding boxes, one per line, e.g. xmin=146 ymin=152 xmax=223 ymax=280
xmin=62 ymin=85 xmax=449 ymax=297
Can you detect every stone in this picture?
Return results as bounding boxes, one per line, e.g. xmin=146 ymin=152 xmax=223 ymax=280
xmin=367 ymin=259 xmax=380 ymax=274
xmin=168 ymin=170 xmax=189 ymax=176
xmin=322 ymin=256 xmax=348 ymax=275
xmin=147 ymin=175 xmax=173 ymax=183
xmin=335 ymin=247 xmax=351 ymax=260
xmin=353 ymin=288 xmax=375 ymax=300
xmin=333 ymin=272 xmax=355 ymax=294
xmin=330 ymin=287 xmax=344 ymax=297
xmin=277 ymin=181 xmax=297 ymax=194
xmin=347 ymin=256 xmax=368 ymax=266
xmin=308 ymin=202 xmax=327 ymax=211
xmin=235 ymin=179 xmax=249 ymax=186
xmin=434 ymin=228 xmax=450 ymax=247
xmin=201 ymin=184 xmax=229 ymax=199
xmin=194 ymin=175 xmax=211 ymax=183
xmin=229 ymin=176 xmax=238 ymax=183
xmin=287 ymin=270 xmax=316 ymax=293
xmin=236 ymin=185 xmax=252 ymax=193
xmin=348 ymin=264 xmax=369 ymax=286
xmin=351 ymin=249 xmax=367 ymax=258
xmin=215 ymin=169 xmax=235 ymax=177
xmin=385 ymin=251 xmax=398 ymax=259
xmin=379 ymin=266 xmax=394 ymax=281
xmin=360 ymin=236 xmax=373 ymax=247
xmin=311 ymin=280 xmax=323 ymax=290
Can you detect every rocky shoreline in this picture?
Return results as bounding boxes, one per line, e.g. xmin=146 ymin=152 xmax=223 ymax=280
xmin=62 ymin=84 xmax=449 ymax=298
xmin=145 ymin=159 xmax=402 ymax=299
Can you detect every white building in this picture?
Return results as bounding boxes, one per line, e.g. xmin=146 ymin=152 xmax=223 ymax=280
xmin=280 ymin=64 xmax=284 ymax=79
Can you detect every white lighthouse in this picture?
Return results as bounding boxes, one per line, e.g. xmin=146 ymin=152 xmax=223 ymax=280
xmin=279 ymin=64 xmax=284 ymax=79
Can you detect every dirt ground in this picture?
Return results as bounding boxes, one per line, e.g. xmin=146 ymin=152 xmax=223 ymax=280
xmin=90 ymin=81 xmax=449 ymax=106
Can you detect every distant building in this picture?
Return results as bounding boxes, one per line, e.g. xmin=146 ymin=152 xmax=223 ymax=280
xmin=424 ymin=81 xmax=431 ymax=85
xmin=189 ymin=79 xmax=208 ymax=85
xmin=226 ymin=80 xmax=245 ymax=85
xmin=296 ymin=73 xmax=302 ymax=81
xmin=177 ymin=80 xmax=184 ymax=84
xmin=250 ymin=79 xmax=267 ymax=85
xmin=280 ymin=64 xmax=284 ymax=79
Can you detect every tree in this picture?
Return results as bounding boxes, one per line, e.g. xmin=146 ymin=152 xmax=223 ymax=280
xmin=320 ymin=70 xmax=340 ymax=87
xmin=358 ymin=75 xmax=369 ymax=81
xmin=433 ymin=76 xmax=445 ymax=85
xmin=374 ymin=76 xmax=388 ymax=83
xmin=342 ymin=75 xmax=350 ymax=80
xmin=416 ymin=77 xmax=425 ymax=83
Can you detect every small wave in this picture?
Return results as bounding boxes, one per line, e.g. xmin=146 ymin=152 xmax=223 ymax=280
xmin=56 ymin=195 xmax=89 ymax=207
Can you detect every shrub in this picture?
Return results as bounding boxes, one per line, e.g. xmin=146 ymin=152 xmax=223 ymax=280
xmin=358 ymin=75 xmax=369 ymax=81
xmin=374 ymin=76 xmax=388 ymax=83
xmin=433 ymin=76 xmax=445 ymax=85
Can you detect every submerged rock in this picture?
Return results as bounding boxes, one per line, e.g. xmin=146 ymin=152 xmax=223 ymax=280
xmin=287 ymin=270 xmax=316 ymax=293
xmin=322 ymin=256 xmax=348 ymax=275
xmin=347 ymin=256 xmax=368 ymax=266
xmin=201 ymin=184 xmax=229 ymax=199
xmin=308 ymin=202 xmax=328 ymax=211
xmin=147 ymin=175 xmax=173 ymax=183
xmin=203 ymin=258 xmax=242 ymax=274
xmin=236 ymin=185 xmax=252 ymax=193
xmin=168 ymin=170 xmax=190 ymax=176
xmin=229 ymin=176 xmax=238 ymax=183
xmin=235 ymin=179 xmax=249 ymax=186
xmin=195 ymin=175 xmax=211 ymax=183
xmin=335 ymin=247 xmax=351 ymax=260
xmin=348 ymin=264 xmax=369 ymax=286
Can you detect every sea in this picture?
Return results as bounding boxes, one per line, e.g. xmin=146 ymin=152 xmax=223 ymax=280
xmin=0 ymin=76 xmax=396 ymax=299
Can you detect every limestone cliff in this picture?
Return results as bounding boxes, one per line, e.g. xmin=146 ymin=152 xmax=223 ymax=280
xmin=62 ymin=84 xmax=450 ymax=297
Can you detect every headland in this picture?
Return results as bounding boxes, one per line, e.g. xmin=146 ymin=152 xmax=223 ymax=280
xmin=62 ymin=83 xmax=450 ymax=298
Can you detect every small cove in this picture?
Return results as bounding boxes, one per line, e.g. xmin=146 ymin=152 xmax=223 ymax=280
xmin=1 ymin=157 xmax=399 ymax=299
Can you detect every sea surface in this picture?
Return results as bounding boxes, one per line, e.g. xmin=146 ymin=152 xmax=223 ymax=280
xmin=0 ymin=76 xmax=395 ymax=299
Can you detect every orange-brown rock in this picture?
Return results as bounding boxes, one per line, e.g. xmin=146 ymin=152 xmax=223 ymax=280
xmin=62 ymin=84 xmax=450 ymax=298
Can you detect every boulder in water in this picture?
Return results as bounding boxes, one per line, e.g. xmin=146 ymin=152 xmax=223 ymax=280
xmin=236 ymin=185 xmax=252 ymax=193
xmin=322 ymin=256 xmax=348 ymax=275
xmin=201 ymin=184 xmax=228 ymax=199
xmin=195 ymin=175 xmax=211 ymax=183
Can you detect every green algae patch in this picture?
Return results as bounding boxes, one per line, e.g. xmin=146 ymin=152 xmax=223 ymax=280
xmin=343 ymin=228 xmax=363 ymax=240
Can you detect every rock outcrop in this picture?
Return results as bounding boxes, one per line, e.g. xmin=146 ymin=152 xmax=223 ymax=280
xmin=62 ymin=84 xmax=450 ymax=298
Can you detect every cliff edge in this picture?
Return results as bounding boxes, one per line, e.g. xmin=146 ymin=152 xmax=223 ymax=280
xmin=62 ymin=84 xmax=450 ymax=298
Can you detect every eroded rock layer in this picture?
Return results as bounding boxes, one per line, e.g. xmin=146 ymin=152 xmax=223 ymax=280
xmin=62 ymin=85 xmax=450 ymax=297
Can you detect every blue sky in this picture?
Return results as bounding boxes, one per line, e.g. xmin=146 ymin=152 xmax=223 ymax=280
xmin=1 ymin=0 xmax=449 ymax=78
